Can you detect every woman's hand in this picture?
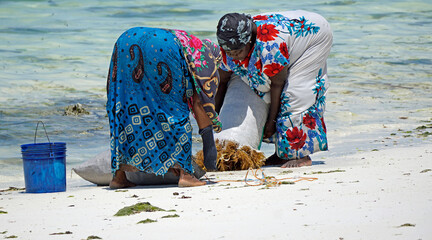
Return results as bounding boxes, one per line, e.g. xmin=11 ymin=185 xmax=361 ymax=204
xmin=199 ymin=125 xmax=217 ymax=171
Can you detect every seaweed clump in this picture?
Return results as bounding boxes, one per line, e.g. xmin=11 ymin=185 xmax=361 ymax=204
xmin=64 ymin=103 xmax=90 ymax=116
xmin=137 ymin=219 xmax=157 ymax=224
xmin=114 ymin=202 xmax=165 ymax=216
xmin=194 ymin=139 xmax=266 ymax=171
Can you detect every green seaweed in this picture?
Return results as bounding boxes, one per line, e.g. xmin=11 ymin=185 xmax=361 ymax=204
xmin=5 ymin=235 xmax=17 ymax=239
xmin=0 ymin=210 xmax=7 ymax=214
xmin=114 ymin=202 xmax=165 ymax=216
xmin=420 ymin=169 xmax=431 ymax=173
xmin=281 ymin=181 xmax=295 ymax=185
xmin=418 ymin=131 xmax=432 ymax=137
xmin=0 ymin=187 xmax=25 ymax=192
xmin=0 ymin=231 xmax=7 ymax=234
xmin=281 ymin=170 xmax=294 ymax=174
xmin=161 ymin=214 xmax=180 ymax=218
xmin=416 ymin=124 xmax=432 ymax=130
xmin=305 ymin=169 xmax=345 ymax=175
xmin=398 ymin=223 xmax=415 ymax=227
xmin=64 ymin=103 xmax=89 ymax=116
xmin=87 ymin=236 xmax=102 ymax=239
xmin=137 ymin=219 xmax=157 ymax=224
xmin=114 ymin=190 xmax=128 ymax=192
xmin=49 ymin=231 xmax=72 ymax=235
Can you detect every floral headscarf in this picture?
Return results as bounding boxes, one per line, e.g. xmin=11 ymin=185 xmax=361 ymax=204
xmin=216 ymin=13 xmax=253 ymax=51
xmin=171 ymin=29 xmax=223 ymax=132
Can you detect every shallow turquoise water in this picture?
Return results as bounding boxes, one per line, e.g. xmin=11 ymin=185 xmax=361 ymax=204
xmin=1 ymin=0 xmax=431 ymax=183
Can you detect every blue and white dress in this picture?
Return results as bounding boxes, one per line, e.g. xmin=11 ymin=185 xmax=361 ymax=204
xmin=220 ymin=10 xmax=333 ymax=159
xmin=106 ymin=27 xmax=221 ymax=175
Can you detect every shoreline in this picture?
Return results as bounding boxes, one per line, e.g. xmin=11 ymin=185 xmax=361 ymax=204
xmin=1 ymin=143 xmax=431 ymax=239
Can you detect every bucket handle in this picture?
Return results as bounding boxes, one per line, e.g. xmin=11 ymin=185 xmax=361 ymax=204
xmin=34 ymin=121 xmax=51 ymax=144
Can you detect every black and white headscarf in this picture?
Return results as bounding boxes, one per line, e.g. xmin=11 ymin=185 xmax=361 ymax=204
xmin=216 ymin=13 xmax=253 ymax=51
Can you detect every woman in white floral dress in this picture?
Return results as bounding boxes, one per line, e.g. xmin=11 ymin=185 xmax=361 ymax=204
xmin=215 ymin=10 xmax=333 ymax=167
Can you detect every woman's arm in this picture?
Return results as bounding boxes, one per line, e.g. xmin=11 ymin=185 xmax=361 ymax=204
xmin=215 ymin=69 xmax=232 ymax=114
xmin=192 ymin=91 xmax=218 ymax=170
xmin=192 ymin=91 xmax=212 ymax=129
xmin=263 ymin=66 xmax=288 ymax=139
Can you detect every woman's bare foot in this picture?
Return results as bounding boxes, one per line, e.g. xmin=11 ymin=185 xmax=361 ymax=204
xmin=109 ymin=170 xmax=136 ymax=189
xmin=265 ymin=153 xmax=289 ymax=166
xmin=281 ymin=156 xmax=312 ymax=168
xmin=178 ymin=169 xmax=206 ymax=187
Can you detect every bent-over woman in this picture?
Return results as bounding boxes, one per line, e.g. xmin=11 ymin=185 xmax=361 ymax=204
xmin=106 ymin=27 xmax=222 ymax=188
xmin=215 ymin=10 xmax=333 ymax=168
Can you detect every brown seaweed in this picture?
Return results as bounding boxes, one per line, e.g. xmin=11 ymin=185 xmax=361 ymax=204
xmin=194 ymin=139 xmax=265 ymax=171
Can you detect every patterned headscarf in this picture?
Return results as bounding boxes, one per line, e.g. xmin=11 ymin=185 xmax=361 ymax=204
xmin=171 ymin=29 xmax=223 ymax=132
xmin=216 ymin=13 xmax=253 ymax=51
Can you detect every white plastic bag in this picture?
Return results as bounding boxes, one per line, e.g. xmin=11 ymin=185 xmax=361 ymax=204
xmin=214 ymin=75 xmax=269 ymax=149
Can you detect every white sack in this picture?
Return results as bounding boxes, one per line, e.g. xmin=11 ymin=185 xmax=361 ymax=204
xmin=215 ymin=75 xmax=269 ymax=149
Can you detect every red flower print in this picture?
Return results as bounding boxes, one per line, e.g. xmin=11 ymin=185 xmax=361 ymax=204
xmin=303 ymin=114 xmax=316 ymax=129
xmin=286 ymin=127 xmax=307 ymax=150
xmin=257 ymin=24 xmax=279 ymax=42
xmin=263 ymin=63 xmax=284 ymax=77
xmin=233 ymin=59 xmax=242 ymax=65
xmin=280 ymin=42 xmax=289 ymax=59
xmin=255 ymin=59 xmax=262 ymax=73
xmin=221 ymin=48 xmax=227 ymax=65
xmin=240 ymin=58 xmax=249 ymax=68
xmin=189 ymin=34 xmax=203 ymax=50
xmin=253 ymin=15 xmax=268 ymax=21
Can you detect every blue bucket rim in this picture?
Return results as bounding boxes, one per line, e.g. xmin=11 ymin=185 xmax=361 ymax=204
xmin=22 ymin=148 xmax=67 ymax=152
xmin=23 ymin=157 xmax=66 ymax=161
xmin=21 ymin=142 xmax=66 ymax=148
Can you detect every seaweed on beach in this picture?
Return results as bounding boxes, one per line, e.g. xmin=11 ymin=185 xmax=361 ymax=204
xmin=394 ymin=123 xmax=432 ymax=139
xmin=281 ymin=181 xmax=295 ymax=185
xmin=194 ymin=139 xmax=266 ymax=171
xmin=49 ymin=231 xmax=72 ymax=235
xmin=86 ymin=236 xmax=102 ymax=240
xmin=137 ymin=219 xmax=157 ymax=224
xmin=114 ymin=189 xmax=128 ymax=192
xmin=5 ymin=235 xmax=17 ymax=239
xmin=0 ymin=210 xmax=7 ymax=214
xmin=114 ymin=202 xmax=165 ymax=216
xmin=398 ymin=223 xmax=416 ymax=228
xmin=0 ymin=187 xmax=25 ymax=192
xmin=161 ymin=214 xmax=179 ymax=218
xmin=305 ymin=169 xmax=345 ymax=175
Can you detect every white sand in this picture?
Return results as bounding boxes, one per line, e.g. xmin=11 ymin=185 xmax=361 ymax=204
xmin=1 ymin=144 xmax=431 ymax=240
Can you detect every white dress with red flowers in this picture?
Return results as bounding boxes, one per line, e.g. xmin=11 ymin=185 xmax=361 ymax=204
xmin=220 ymin=10 xmax=333 ymax=159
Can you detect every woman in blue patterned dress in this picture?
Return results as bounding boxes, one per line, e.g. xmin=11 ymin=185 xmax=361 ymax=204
xmin=215 ymin=10 xmax=332 ymax=168
xmin=106 ymin=27 xmax=222 ymax=188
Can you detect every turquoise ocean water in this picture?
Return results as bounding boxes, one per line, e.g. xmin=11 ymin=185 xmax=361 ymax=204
xmin=1 ymin=0 xmax=431 ymax=185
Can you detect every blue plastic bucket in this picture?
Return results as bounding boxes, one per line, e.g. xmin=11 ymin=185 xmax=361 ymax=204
xmin=21 ymin=122 xmax=67 ymax=193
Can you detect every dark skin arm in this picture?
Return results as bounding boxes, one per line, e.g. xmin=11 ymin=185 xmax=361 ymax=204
xmin=215 ymin=69 xmax=232 ymax=114
xmin=192 ymin=91 xmax=212 ymax=129
xmin=263 ymin=65 xmax=288 ymax=139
